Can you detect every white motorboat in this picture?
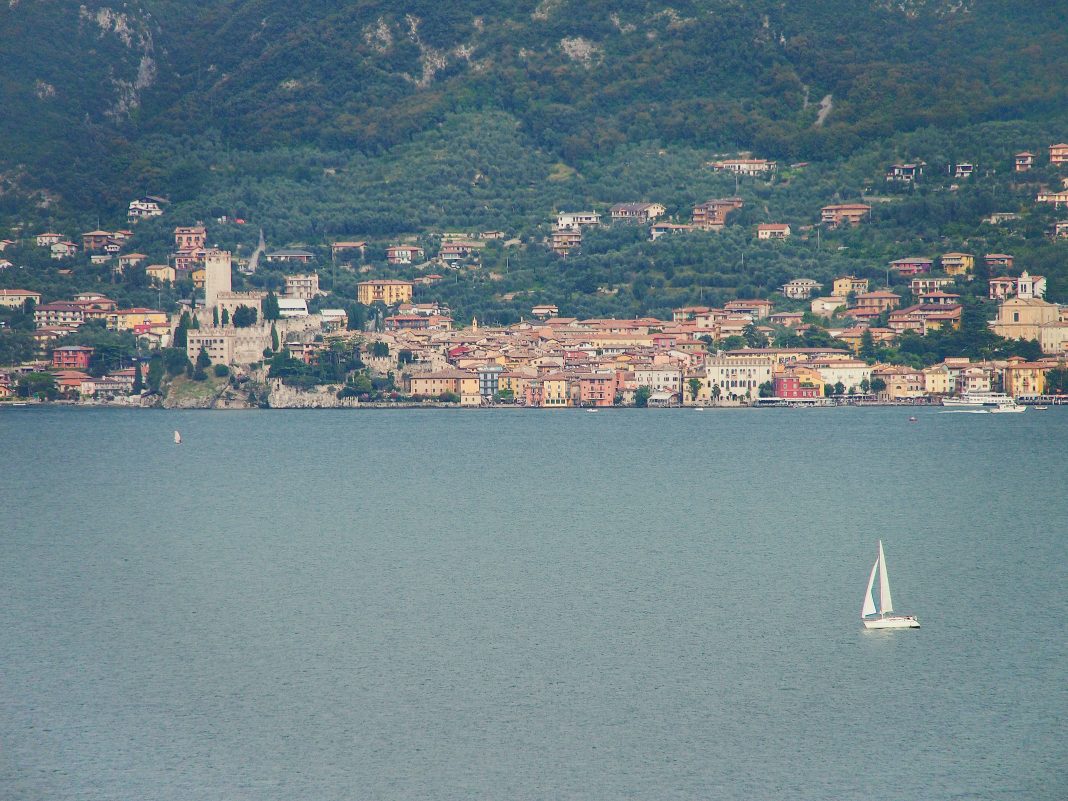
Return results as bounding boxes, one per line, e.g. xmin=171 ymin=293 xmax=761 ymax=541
xmin=989 ymin=402 xmax=1025 ymax=413
xmin=861 ymin=541 xmax=920 ymax=630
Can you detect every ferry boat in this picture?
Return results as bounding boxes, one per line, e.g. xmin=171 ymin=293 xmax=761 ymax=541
xmin=942 ymin=392 xmax=1014 ymax=408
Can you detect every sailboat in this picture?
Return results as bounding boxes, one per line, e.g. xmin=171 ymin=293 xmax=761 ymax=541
xmin=861 ymin=540 xmax=919 ymax=629
xmin=173 ymin=430 xmax=182 ymax=445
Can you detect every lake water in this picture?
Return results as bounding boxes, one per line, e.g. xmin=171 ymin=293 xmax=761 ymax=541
xmin=1 ymin=406 xmax=1065 ymax=800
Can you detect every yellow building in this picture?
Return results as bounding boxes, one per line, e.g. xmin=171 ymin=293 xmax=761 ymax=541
xmin=940 ymin=252 xmax=974 ymax=276
xmin=922 ymin=363 xmax=952 ymax=395
xmin=145 ymin=264 xmax=176 ymax=285
xmin=107 ymin=308 xmax=168 ymax=331
xmin=1002 ymin=359 xmax=1049 ymax=397
xmin=357 ymin=279 xmax=414 ymax=306
xmin=832 ymin=276 xmax=869 ymax=297
xmin=192 ymin=267 xmax=205 ymax=289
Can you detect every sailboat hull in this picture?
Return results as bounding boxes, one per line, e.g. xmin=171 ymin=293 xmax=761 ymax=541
xmin=862 ymin=615 xmax=920 ymax=629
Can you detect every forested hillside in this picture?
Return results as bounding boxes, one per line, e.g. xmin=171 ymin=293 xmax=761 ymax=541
xmin=2 ymin=1 xmax=1068 ymax=327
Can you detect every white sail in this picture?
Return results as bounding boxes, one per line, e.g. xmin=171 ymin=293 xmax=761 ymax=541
xmin=862 ymin=559 xmax=878 ymax=618
xmin=877 ymin=540 xmax=894 ymax=615
xmin=174 ymin=430 xmax=182 ymax=445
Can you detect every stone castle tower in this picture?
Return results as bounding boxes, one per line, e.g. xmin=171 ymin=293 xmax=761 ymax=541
xmin=204 ymin=249 xmax=232 ymax=310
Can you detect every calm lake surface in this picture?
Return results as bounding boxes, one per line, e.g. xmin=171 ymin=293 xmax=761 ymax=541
xmin=1 ymin=406 xmax=1065 ymax=800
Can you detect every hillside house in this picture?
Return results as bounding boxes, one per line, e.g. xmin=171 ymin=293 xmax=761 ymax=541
xmin=1015 ymin=152 xmax=1035 ymax=172
xmin=146 ymin=264 xmax=176 ymax=285
xmin=128 ymin=197 xmax=165 ymax=220
xmin=984 ymin=253 xmax=1015 ymax=271
xmin=821 ymin=204 xmax=871 ymax=226
xmin=174 ymin=225 xmax=206 ymax=250
xmin=710 ymin=158 xmax=775 ymax=175
xmin=850 ymin=291 xmax=900 ymax=318
xmin=0 ymin=289 xmax=42 ymax=308
xmin=440 ymin=241 xmax=485 ymax=261
xmin=1037 ymin=190 xmax=1068 ymax=206
xmin=386 ymin=245 xmax=424 ymax=265
xmin=724 ymin=299 xmax=773 ymax=319
xmin=781 ymin=278 xmax=820 ymax=300
xmin=356 ymin=279 xmax=413 ymax=306
xmin=532 ymin=304 xmax=559 ymax=318
xmin=35 ymin=233 xmax=63 ymax=247
xmin=692 ymin=198 xmax=744 ymax=230
xmin=1049 ymin=143 xmax=1068 ymax=166
xmin=551 ymin=229 xmax=582 ymax=255
xmin=650 ymin=222 xmax=693 ymax=240
xmin=757 ymin=223 xmax=791 ymax=240
xmin=609 ymin=203 xmax=666 ymax=223
xmin=885 ymin=163 xmax=924 ymax=183
xmin=81 ymin=230 xmax=113 ymax=251
xmin=284 ymin=273 xmax=322 ymax=299
xmin=556 ymin=211 xmax=601 ymax=230
xmin=118 ymin=253 xmax=147 ymax=271
xmin=911 ymin=277 xmax=955 ymax=295
xmin=331 ymin=241 xmax=366 ymax=259
xmin=940 ymin=252 xmax=974 ymax=275
xmin=50 ymin=241 xmax=78 ymax=260
xmin=832 ymin=276 xmax=869 ymax=297
xmin=890 ymin=257 xmax=933 ymax=276
xmin=265 ymin=249 xmax=313 ymax=264
xmin=954 ymin=162 xmax=975 ymax=179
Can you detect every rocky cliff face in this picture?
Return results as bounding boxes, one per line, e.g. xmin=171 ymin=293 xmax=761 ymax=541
xmin=265 ymin=379 xmax=359 ymax=409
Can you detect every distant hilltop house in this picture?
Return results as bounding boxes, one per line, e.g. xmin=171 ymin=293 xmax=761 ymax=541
xmin=35 ymin=232 xmax=64 ymax=247
xmin=331 ymin=241 xmax=366 ymax=259
xmin=781 ymin=278 xmax=820 ymax=300
xmin=50 ymin=241 xmax=78 ymax=260
xmin=983 ymin=212 xmax=1021 ymax=224
xmin=440 ymin=240 xmax=485 ymax=262
xmin=1037 ymin=189 xmax=1068 ymax=207
xmin=757 ymin=223 xmax=790 ymax=240
xmin=989 ymin=271 xmax=1046 ymax=300
xmin=821 ymin=203 xmax=871 ymax=226
xmin=609 ymin=203 xmax=666 ymax=223
xmin=266 ymin=249 xmax=313 ymax=264
xmin=551 ymin=228 xmax=582 ymax=256
xmin=479 ymin=230 xmax=506 ymax=240
xmin=127 ymin=196 xmax=167 ymax=221
xmin=1015 ymin=152 xmax=1035 ymax=172
xmin=357 ymin=279 xmax=413 ymax=306
xmin=940 ymin=252 xmax=974 ymax=275
xmin=386 ymin=245 xmax=424 ymax=265
xmin=692 ymin=197 xmax=743 ymax=230
xmin=709 ymin=158 xmax=776 ymax=176
xmin=650 ymin=222 xmax=693 ymax=240
xmin=174 ymin=225 xmax=206 ymax=250
xmin=890 ymin=256 xmax=933 ymax=276
xmin=556 ymin=211 xmax=601 ymax=230
xmin=1054 ymin=221 xmax=1068 ymax=238
xmin=1049 ymin=143 xmax=1068 ymax=166
xmin=886 ymin=162 xmax=924 ymax=183
xmin=954 ymin=162 xmax=975 ymax=179
xmin=984 ymin=253 xmax=1015 ymax=270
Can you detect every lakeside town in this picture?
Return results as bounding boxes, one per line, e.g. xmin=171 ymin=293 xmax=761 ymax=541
xmin=3 ymin=144 xmax=1068 ymax=409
